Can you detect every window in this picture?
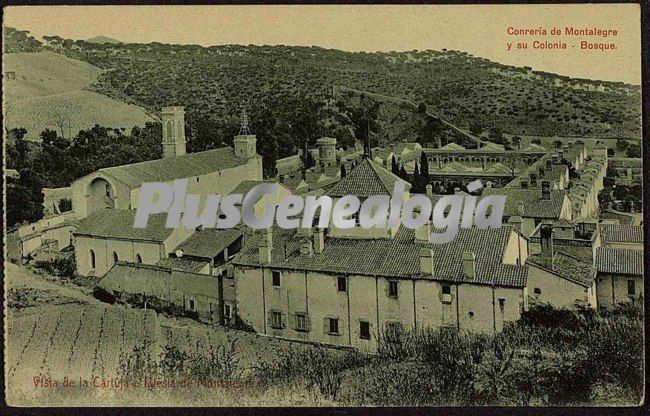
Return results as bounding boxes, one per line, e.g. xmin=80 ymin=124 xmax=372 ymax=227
xmin=135 ymin=254 xmax=143 ymax=264
xmin=388 ymin=280 xmax=399 ymax=298
xmin=89 ymin=250 xmax=96 ymax=269
xmin=189 ymin=299 xmax=195 ymax=311
xmin=533 ymin=287 xmax=542 ymax=295
xmin=113 ymin=251 xmax=119 ymax=264
xmin=442 ymin=285 xmax=451 ymax=295
xmin=224 ymin=304 xmax=232 ymax=320
xmin=105 ymin=186 xmax=111 ymax=197
xmin=271 ymin=311 xmax=283 ymax=329
xmin=359 ymin=321 xmax=371 ymax=340
xmin=295 ymin=313 xmax=308 ymax=332
xmin=328 ymin=318 xmax=339 ymax=335
xmin=337 ymin=276 xmax=347 ymax=293
xmin=628 ymin=280 xmax=635 ymax=296
xmin=468 ymin=311 xmax=474 ymax=318
xmin=272 ymin=271 xmax=281 ymax=287
xmin=498 ymin=298 xmax=506 ymax=310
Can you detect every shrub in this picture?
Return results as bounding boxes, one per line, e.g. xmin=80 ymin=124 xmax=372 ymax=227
xmin=34 ymin=256 xmax=76 ymax=278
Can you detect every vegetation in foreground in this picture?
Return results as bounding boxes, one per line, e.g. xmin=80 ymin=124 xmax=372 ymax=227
xmin=114 ymin=303 xmax=643 ymax=406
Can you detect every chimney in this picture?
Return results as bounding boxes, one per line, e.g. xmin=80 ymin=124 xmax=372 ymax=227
xmin=419 ymin=248 xmax=434 ymax=275
xmin=300 ymin=240 xmax=313 ymax=257
xmin=258 ymin=239 xmax=271 ymax=264
xmin=540 ymin=224 xmax=554 ymax=259
xmin=314 ymin=228 xmax=325 ymax=253
xmin=425 ymin=184 xmax=433 ymax=198
xmin=415 ymin=222 xmax=431 ymax=243
xmin=263 ymin=227 xmax=273 ymax=248
xmin=516 ymin=201 xmax=525 ymax=216
xmin=541 ymin=181 xmax=551 ymax=200
xmin=508 ymin=215 xmax=523 ymax=230
xmin=461 ymin=251 xmax=476 ymax=279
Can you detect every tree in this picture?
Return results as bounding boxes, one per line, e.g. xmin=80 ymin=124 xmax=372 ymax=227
xmin=391 ymin=155 xmax=399 ymax=176
xmin=399 ymin=165 xmax=409 ymax=182
xmin=300 ymin=143 xmax=316 ymax=171
xmin=626 ymin=144 xmax=641 ymax=158
xmin=469 ymin=122 xmax=484 ymax=136
xmin=488 ymin=127 xmax=507 ymax=146
xmin=419 ymin=151 xmax=430 ymax=186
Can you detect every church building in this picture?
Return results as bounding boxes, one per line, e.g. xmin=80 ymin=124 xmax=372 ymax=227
xmin=70 ymin=106 xmax=263 ymax=219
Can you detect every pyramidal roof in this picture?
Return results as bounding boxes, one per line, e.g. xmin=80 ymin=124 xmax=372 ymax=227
xmin=326 ymin=158 xmax=410 ymax=198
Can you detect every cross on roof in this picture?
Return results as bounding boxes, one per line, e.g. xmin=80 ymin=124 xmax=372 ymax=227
xmin=239 ymin=108 xmax=251 ymax=135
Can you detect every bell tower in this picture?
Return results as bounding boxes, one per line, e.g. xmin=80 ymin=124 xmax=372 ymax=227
xmin=162 ymin=106 xmax=186 ymax=158
xmin=234 ymin=109 xmax=257 ymax=159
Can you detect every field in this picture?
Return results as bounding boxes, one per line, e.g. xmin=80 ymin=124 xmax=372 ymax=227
xmin=4 ymin=262 xmax=326 ymax=406
xmin=4 ymin=51 xmax=154 ymax=141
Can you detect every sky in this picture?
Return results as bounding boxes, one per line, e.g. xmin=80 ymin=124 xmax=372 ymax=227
xmin=4 ymin=4 xmax=642 ymax=84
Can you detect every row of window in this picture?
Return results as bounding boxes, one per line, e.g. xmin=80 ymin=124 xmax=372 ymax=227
xmin=88 ymin=250 xmax=143 ymax=269
xmin=271 ymin=271 xmax=454 ymax=300
xmin=269 ymin=312 xmax=372 ymax=339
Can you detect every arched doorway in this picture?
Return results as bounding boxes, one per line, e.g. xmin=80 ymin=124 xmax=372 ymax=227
xmin=89 ymin=249 xmax=96 ymax=270
xmin=135 ymin=254 xmax=143 ymax=264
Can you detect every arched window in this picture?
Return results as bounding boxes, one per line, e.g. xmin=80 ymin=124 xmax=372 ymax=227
xmin=135 ymin=254 xmax=143 ymax=264
xmin=113 ymin=252 xmax=119 ymax=264
xmin=165 ymin=120 xmax=173 ymax=139
xmin=89 ymin=250 xmax=96 ymax=270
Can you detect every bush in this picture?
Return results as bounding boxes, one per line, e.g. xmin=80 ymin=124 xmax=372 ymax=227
xmin=93 ymin=286 xmax=115 ymax=304
xmin=34 ymin=256 xmax=76 ymax=278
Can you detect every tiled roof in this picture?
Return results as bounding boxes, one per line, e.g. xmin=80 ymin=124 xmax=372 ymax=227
xmin=230 ymin=180 xmax=279 ymax=195
xmin=482 ymin=188 xmax=566 ymax=219
xmin=73 ymin=209 xmax=174 ymax=242
xmin=553 ymin=218 xmax=573 ymax=228
xmin=326 ymin=158 xmax=410 ymax=198
xmin=175 ymin=228 xmax=243 ymax=259
xmin=156 ymin=257 xmax=210 ymax=273
xmin=524 ymin=143 xmax=547 ymax=152
xmin=595 ymin=247 xmax=643 ymax=275
xmin=528 ymin=250 xmax=594 ymax=287
xmin=481 ymin=142 xmax=505 ymax=151
xmin=91 ymin=147 xmax=248 ymax=188
xmin=232 ymin=225 xmax=527 ymax=288
xmin=483 ymin=162 xmax=512 ymax=174
xmin=440 ymin=142 xmax=466 ymax=151
xmin=599 ymin=224 xmax=643 ymax=245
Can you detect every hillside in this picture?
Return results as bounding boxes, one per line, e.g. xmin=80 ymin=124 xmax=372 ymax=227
xmin=45 ymin=40 xmax=641 ymax=143
xmin=3 ymin=51 xmax=154 ymax=141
